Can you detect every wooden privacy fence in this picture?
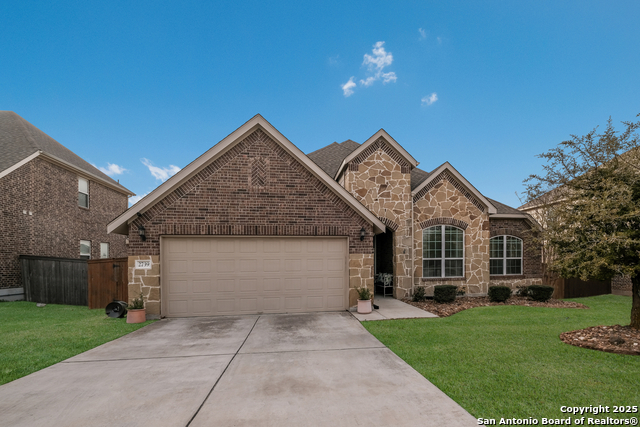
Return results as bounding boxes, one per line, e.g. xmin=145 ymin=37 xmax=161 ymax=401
xmin=20 ymin=255 xmax=88 ymax=306
xmin=545 ymin=270 xmax=611 ymax=299
xmin=88 ymin=258 xmax=128 ymax=309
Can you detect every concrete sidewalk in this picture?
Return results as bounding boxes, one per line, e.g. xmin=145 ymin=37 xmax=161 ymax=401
xmin=351 ymin=295 xmax=439 ymax=321
xmin=0 ymin=312 xmax=476 ymax=427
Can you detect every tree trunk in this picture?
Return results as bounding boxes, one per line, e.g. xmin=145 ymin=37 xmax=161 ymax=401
xmin=631 ymin=274 xmax=640 ymax=330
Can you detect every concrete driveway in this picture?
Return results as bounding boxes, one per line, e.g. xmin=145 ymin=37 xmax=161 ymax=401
xmin=0 ymin=312 xmax=478 ymax=427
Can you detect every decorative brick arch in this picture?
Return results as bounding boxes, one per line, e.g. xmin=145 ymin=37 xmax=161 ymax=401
xmin=347 ymin=137 xmax=412 ymax=173
xmin=419 ymin=217 xmax=469 ymax=230
xmin=378 ymin=216 xmax=399 ymax=232
xmin=413 ymin=170 xmax=485 ymax=213
xmin=489 ymin=219 xmax=532 ymax=239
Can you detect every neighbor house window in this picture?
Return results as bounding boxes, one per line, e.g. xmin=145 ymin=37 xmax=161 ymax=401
xmin=78 ymin=177 xmax=89 ymax=208
xmin=490 ymin=236 xmax=522 ymax=275
xmin=80 ymin=240 xmax=91 ymax=259
xmin=100 ymin=243 xmax=109 ymax=259
xmin=423 ymin=225 xmax=464 ymax=278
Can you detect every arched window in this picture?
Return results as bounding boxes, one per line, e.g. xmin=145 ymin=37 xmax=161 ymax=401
xmin=490 ymin=236 xmax=522 ymax=275
xmin=423 ymin=225 xmax=464 ymax=278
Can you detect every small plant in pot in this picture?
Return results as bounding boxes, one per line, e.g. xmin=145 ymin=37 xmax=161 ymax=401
xmin=126 ymin=293 xmax=146 ymax=324
xmin=356 ymin=286 xmax=373 ymax=314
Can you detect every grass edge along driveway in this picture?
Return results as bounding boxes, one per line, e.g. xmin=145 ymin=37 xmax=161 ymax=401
xmin=0 ymin=301 xmax=154 ymax=385
xmin=363 ymin=295 xmax=639 ymax=422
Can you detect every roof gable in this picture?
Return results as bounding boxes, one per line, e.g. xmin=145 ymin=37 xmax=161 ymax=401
xmin=0 ymin=111 xmax=132 ymax=195
xmin=412 ymin=162 xmax=498 ymax=214
xmin=334 ymin=130 xmax=419 ymax=180
xmin=108 ymin=115 xmax=386 ymax=235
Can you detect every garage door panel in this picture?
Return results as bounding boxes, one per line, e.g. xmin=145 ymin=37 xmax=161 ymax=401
xmin=239 ymin=259 xmax=257 ymax=272
xmin=192 ymin=299 xmax=212 ymax=314
xmin=217 ymin=259 xmax=235 ymax=273
xmin=239 ymin=278 xmax=258 ymax=292
xmin=217 ymin=299 xmax=236 ymax=313
xmin=307 ymin=277 xmax=323 ymax=290
xmin=217 ymin=278 xmax=235 ymax=292
xmin=263 ymin=278 xmax=281 ymax=292
xmin=327 ymin=295 xmax=345 ymax=309
xmin=169 ymin=260 xmax=188 ymax=273
xmin=162 ymin=237 xmax=348 ymax=317
xmin=167 ymin=280 xmax=188 ymax=294
xmin=193 ymin=280 xmax=211 ymax=294
xmin=193 ymin=260 xmax=211 ymax=273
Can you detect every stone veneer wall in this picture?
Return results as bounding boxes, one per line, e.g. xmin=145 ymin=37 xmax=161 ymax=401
xmin=413 ymin=175 xmax=491 ymax=296
xmin=128 ymin=255 xmax=161 ymax=317
xmin=343 ymin=143 xmax=413 ymax=298
xmin=349 ymin=253 xmax=374 ymax=306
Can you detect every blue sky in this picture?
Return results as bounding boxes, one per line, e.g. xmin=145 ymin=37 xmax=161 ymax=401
xmin=2 ymin=0 xmax=639 ymax=208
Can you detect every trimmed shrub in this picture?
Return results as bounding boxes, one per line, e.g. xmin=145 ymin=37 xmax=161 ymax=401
xmin=527 ymin=285 xmax=554 ymax=302
xmin=413 ymin=286 xmax=427 ymax=302
xmin=434 ymin=285 xmax=457 ymax=303
xmin=488 ymin=285 xmax=511 ymax=303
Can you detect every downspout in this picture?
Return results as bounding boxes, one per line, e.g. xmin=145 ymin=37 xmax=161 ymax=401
xmin=411 ymin=192 xmax=415 ymax=295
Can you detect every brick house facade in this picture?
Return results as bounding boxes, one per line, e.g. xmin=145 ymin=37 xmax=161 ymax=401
xmin=109 ymin=115 xmax=541 ymax=318
xmin=0 ymin=111 xmax=133 ymax=290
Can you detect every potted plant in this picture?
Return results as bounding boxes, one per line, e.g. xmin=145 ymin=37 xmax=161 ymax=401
xmin=126 ymin=293 xmax=146 ymax=324
xmin=356 ymin=286 xmax=373 ymax=314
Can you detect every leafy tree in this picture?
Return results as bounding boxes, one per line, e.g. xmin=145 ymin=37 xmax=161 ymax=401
xmin=523 ymin=115 xmax=640 ymax=329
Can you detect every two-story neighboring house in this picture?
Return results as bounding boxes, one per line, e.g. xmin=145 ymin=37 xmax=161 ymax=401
xmin=107 ymin=115 xmax=542 ymax=318
xmin=0 ymin=111 xmax=134 ymax=293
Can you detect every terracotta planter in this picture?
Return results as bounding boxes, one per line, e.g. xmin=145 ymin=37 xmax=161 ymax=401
xmin=357 ymin=299 xmax=372 ymax=314
xmin=126 ymin=308 xmax=146 ymax=324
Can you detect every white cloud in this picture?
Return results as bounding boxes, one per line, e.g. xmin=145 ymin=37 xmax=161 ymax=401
xmin=128 ymin=192 xmax=149 ymax=207
xmin=141 ymin=158 xmax=181 ymax=181
xmin=341 ymin=77 xmax=356 ymax=97
xmin=418 ymin=28 xmax=427 ymax=40
xmin=93 ymin=162 xmax=127 ymax=176
xmin=381 ymin=71 xmax=397 ymax=84
xmin=421 ymin=93 xmax=438 ymax=106
xmin=341 ymin=41 xmax=398 ymax=97
xmin=362 ymin=41 xmax=393 ymax=71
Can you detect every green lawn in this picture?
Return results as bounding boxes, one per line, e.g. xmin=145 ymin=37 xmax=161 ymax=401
xmin=0 ymin=301 xmax=155 ymax=385
xmin=363 ymin=295 xmax=639 ymax=422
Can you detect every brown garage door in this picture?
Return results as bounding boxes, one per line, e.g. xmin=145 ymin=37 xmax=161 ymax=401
xmin=161 ymin=236 xmax=348 ymax=317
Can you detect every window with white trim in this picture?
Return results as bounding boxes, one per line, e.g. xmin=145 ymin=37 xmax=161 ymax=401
xmin=78 ymin=177 xmax=89 ymax=208
xmin=490 ymin=236 xmax=522 ymax=275
xmin=100 ymin=242 xmax=109 ymax=259
xmin=423 ymin=225 xmax=464 ymax=278
xmin=80 ymin=240 xmax=91 ymax=259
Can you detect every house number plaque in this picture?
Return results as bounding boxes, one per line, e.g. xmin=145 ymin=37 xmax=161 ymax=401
xmin=135 ymin=260 xmax=152 ymax=269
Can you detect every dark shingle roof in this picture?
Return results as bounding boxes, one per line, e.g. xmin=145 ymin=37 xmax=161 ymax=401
xmin=307 ymin=140 xmax=360 ymax=177
xmin=486 ymin=197 xmax=523 ymax=215
xmin=308 ymin=139 xmax=434 ymax=190
xmin=410 ymin=167 xmax=432 ymax=191
xmin=0 ymin=111 xmax=131 ymax=193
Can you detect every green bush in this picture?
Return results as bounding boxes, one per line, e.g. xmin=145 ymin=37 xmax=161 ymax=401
xmin=434 ymin=285 xmax=457 ymax=303
xmin=488 ymin=285 xmax=511 ymax=303
xmin=413 ymin=286 xmax=427 ymax=302
xmin=356 ymin=287 xmax=372 ymax=300
xmin=527 ymin=285 xmax=554 ymax=302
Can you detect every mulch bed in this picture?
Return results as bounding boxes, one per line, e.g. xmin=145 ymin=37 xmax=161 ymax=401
xmin=403 ymin=296 xmax=588 ymax=318
xmin=560 ymin=325 xmax=640 ymax=355
xmin=404 ymin=296 xmax=639 ymax=356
